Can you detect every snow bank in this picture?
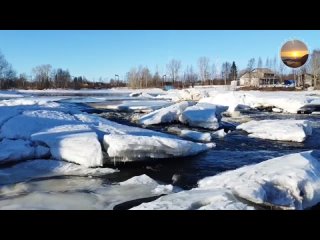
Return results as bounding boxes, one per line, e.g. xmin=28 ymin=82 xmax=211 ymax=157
xmin=133 ymin=151 xmax=320 ymax=210
xmin=0 ymin=139 xmax=50 ymax=164
xmin=179 ymin=103 xmax=228 ymax=130
xmin=237 ymin=120 xmax=312 ymax=142
xmin=0 ymin=159 xmax=117 ymax=185
xmin=32 ymin=126 xmax=104 ymax=167
xmin=167 ymin=127 xmax=212 ymax=142
xmin=104 ymin=134 xmax=215 ymax=161
xmin=139 ymin=101 xmax=194 ymax=125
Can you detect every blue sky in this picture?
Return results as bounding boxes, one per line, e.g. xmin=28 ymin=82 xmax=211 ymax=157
xmin=0 ymin=30 xmax=319 ymax=80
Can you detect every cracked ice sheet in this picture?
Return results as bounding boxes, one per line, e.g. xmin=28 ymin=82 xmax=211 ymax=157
xmin=0 ymin=174 xmax=176 ymax=210
xmin=132 ymin=151 xmax=320 ymax=210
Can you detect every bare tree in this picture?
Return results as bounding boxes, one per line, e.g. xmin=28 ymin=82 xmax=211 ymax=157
xmin=273 ymin=56 xmax=277 ymax=72
xmin=221 ymin=62 xmax=231 ymax=85
xmin=257 ymin=57 xmax=263 ymax=68
xmin=210 ymin=63 xmax=217 ymax=84
xmin=246 ymin=58 xmax=256 ymax=84
xmin=265 ymin=57 xmax=270 ymax=69
xmin=247 ymin=58 xmax=256 ymax=71
xmin=127 ymin=67 xmax=139 ymax=88
xmin=279 ymin=61 xmax=285 ymax=83
xmin=308 ymin=49 xmax=320 ymax=89
xmin=32 ymin=64 xmax=52 ymax=90
xmin=198 ymin=57 xmax=210 ymax=85
xmin=184 ymin=65 xmax=198 ymax=87
xmin=53 ymin=68 xmax=71 ymax=88
xmin=0 ymin=51 xmax=17 ymax=89
xmin=166 ymin=59 xmax=181 ymax=85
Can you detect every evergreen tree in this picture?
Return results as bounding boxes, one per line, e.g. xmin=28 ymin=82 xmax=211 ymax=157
xmin=229 ymin=61 xmax=238 ymax=81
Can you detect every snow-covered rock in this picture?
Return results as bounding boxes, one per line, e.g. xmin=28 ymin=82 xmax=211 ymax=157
xmin=237 ymin=120 xmax=312 ymax=142
xmin=132 ymin=151 xmax=320 ymax=210
xmin=0 ymin=159 xmax=117 ymax=185
xmin=32 ymin=126 xmax=104 ymax=167
xmin=0 ymin=139 xmax=50 ymax=164
xmin=139 ymin=101 xmax=195 ymax=125
xmin=167 ymin=127 xmax=212 ymax=142
xmin=103 ymin=134 xmax=215 ymax=161
xmin=179 ymin=103 xmax=228 ymax=130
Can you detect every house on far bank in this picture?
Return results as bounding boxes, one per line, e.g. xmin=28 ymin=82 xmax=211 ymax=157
xmin=297 ymin=73 xmax=314 ymax=87
xmin=239 ymin=68 xmax=280 ymax=87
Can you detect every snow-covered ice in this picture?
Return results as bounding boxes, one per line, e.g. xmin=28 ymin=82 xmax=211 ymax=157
xmin=0 ymin=174 xmax=176 ymax=210
xmin=237 ymin=119 xmax=312 ymax=142
xmin=0 ymin=159 xmax=117 ymax=185
xmin=0 ymin=109 xmax=79 ymax=139
xmin=0 ymin=90 xmax=23 ymax=99
xmin=167 ymin=127 xmax=212 ymax=142
xmin=139 ymin=101 xmax=195 ymax=125
xmin=104 ymin=134 xmax=215 ymax=161
xmin=132 ymin=151 xmax=320 ymax=210
xmin=179 ymin=102 xmax=228 ymax=130
xmin=89 ymin=100 xmax=171 ymax=113
xmin=211 ymin=129 xmax=227 ymax=138
xmin=32 ymin=126 xmax=104 ymax=167
xmin=0 ymin=107 xmax=21 ymax=127
xmin=0 ymin=139 xmax=50 ymax=164
xmin=198 ymin=91 xmax=320 ymax=114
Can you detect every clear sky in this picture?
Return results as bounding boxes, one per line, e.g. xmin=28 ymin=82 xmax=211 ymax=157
xmin=0 ymin=30 xmax=319 ymax=81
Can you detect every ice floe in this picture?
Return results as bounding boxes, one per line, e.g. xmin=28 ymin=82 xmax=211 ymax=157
xmin=167 ymin=127 xmax=212 ymax=142
xmin=32 ymin=126 xmax=104 ymax=167
xmin=139 ymin=101 xmax=195 ymax=125
xmin=0 ymin=110 xmax=79 ymax=139
xmin=0 ymin=159 xmax=117 ymax=185
xmin=237 ymin=120 xmax=312 ymax=142
xmin=104 ymin=134 xmax=215 ymax=161
xmin=132 ymin=151 xmax=320 ymax=210
xmin=179 ymin=103 xmax=228 ymax=130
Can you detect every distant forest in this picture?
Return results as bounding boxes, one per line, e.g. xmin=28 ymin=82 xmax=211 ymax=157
xmin=0 ymin=50 xmax=320 ymax=90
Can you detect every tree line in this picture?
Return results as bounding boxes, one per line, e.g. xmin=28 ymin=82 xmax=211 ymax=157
xmin=1 ymin=49 xmax=320 ymax=90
